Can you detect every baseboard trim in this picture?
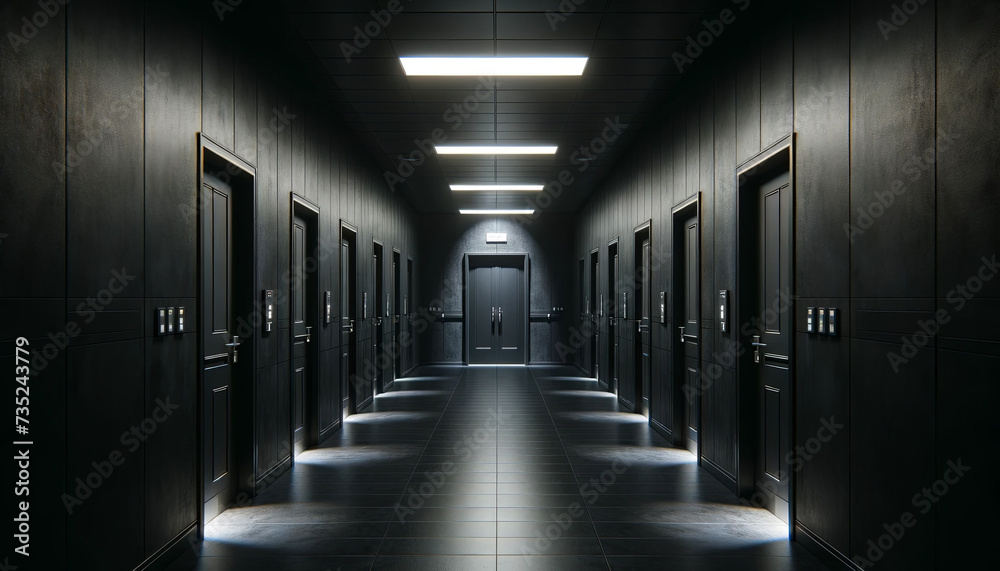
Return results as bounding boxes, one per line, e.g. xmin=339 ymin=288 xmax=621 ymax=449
xmin=136 ymin=523 xmax=197 ymax=571
xmin=701 ymin=456 xmax=738 ymax=495
xmin=650 ymin=418 xmax=672 ymax=442
xmin=796 ymin=522 xmax=860 ymax=571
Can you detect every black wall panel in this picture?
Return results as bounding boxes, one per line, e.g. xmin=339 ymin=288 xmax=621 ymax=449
xmin=850 ymin=339 xmax=935 ymax=570
xmin=145 ymin=0 xmax=201 ymax=300
xmin=935 ymin=349 xmax=999 ymax=569
xmin=0 ymin=0 xmax=66 ymax=299
xmin=795 ymin=331 xmax=850 ymax=555
xmin=935 ymin=0 xmax=1000 ymax=299
xmin=144 ymin=332 xmax=198 ymax=556
xmin=67 ymin=340 xmax=144 ymax=570
xmin=202 ymin=31 xmax=235 ymax=150
xmin=234 ymin=55 xmax=257 ymax=166
xmin=67 ymin=0 xmax=145 ymax=299
xmin=793 ymin=1 xmax=851 ymax=300
xmin=849 ymin=0 xmax=936 ymax=299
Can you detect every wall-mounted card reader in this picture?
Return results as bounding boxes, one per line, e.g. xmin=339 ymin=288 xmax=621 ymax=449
xmin=166 ymin=307 xmax=175 ymax=334
xmin=264 ymin=290 xmax=275 ymax=333
xmin=325 ymin=291 xmax=332 ymax=324
xmin=719 ymin=290 xmax=729 ymax=332
xmin=177 ymin=307 xmax=185 ymax=334
xmin=827 ymin=308 xmax=838 ymax=336
xmin=807 ymin=307 xmax=816 ymax=333
xmin=818 ymin=308 xmax=827 ymax=335
xmin=660 ymin=292 xmax=666 ymax=324
xmin=157 ymin=308 xmax=167 ymax=335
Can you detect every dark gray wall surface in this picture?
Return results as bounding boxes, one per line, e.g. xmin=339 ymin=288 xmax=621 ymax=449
xmin=0 ymin=1 xmax=419 ymax=569
xmin=573 ymin=0 xmax=999 ymax=568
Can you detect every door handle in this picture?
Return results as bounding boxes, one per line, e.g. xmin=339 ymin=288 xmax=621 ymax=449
xmin=306 ymin=326 xmax=312 ymax=344
xmin=679 ymin=326 xmax=698 ymax=341
xmin=499 ymin=306 xmax=502 ymax=326
xmin=342 ymin=319 xmax=355 ymax=333
xmin=492 ymin=306 xmax=495 ymax=326
xmin=751 ymin=335 xmax=768 ymax=363
xmin=224 ymin=335 xmax=242 ymax=363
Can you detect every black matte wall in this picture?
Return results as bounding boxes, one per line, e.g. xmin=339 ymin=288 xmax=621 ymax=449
xmin=0 ymin=1 xmax=418 ymax=569
xmin=573 ymin=1 xmax=998 ymax=570
xmin=417 ymin=214 xmax=574 ymax=364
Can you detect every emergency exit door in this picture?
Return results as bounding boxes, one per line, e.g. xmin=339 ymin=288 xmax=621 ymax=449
xmin=467 ymin=254 xmax=527 ymax=365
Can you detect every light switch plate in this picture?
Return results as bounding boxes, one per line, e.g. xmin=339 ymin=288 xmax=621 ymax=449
xmin=177 ymin=307 xmax=185 ymax=334
xmin=807 ymin=307 xmax=815 ymax=334
xmin=818 ymin=308 xmax=827 ymax=335
xmin=827 ymin=308 xmax=838 ymax=336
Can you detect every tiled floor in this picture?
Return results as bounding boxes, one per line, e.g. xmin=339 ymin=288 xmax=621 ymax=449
xmin=167 ymin=365 xmax=828 ymax=570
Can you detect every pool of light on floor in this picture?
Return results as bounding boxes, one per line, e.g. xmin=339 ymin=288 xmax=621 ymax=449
xmin=343 ymin=410 xmax=438 ymax=424
xmin=293 ymin=443 xmax=421 ymax=465
xmin=569 ymin=444 xmax=697 ymax=467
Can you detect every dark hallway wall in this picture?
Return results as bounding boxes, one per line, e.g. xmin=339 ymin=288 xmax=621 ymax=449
xmin=0 ymin=1 xmax=418 ymax=569
xmin=573 ymin=1 xmax=998 ymax=569
xmin=417 ymin=214 xmax=574 ymax=364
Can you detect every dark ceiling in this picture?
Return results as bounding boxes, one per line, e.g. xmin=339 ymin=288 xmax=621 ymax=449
xmin=261 ymin=0 xmax=731 ymax=213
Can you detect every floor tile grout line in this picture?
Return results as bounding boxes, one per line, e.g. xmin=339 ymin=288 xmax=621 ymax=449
xmin=525 ymin=366 xmax=614 ymax=571
xmin=368 ymin=368 xmax=466 ymax=570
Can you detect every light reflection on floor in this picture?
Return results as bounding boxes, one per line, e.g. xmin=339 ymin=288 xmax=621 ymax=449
xmin=166 ymin=364 xmax=826 ymax=571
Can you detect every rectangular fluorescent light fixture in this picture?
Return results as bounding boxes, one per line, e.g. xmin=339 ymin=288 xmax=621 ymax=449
xmin=401 ymin=57 xmax=588 ymax=76
xmin=436 ymin=146 xmax=558 ymax=155
xmin=451 ymin=184 xmax=545 ymax=192
xmin=459 ymin=209 xmax=535 ymax=215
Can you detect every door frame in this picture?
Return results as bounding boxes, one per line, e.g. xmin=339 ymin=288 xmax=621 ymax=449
xmin=340 ymin=221 xmax=359 ymax=417
xmin=372 ymin=239 xmax=385 ymax=396
xmin=735 ymin=133 xmax=796 ymax=526
xmin=197 ymin=133 xmax=257 ymax=533
xmin=392 ymin=248 xmax=402 ymax=382
xmin=463 ymin=253 xmax=530 ymax=365
xmin=290 ymin=194 xmax=320 ymax=457
xmin=631 ymin=220 xmax=652 ymax=416
xmin=671 ymin=193 xmax=701 ymax=453
xmin=589 ymin=248 xmax=600 ymax=379
xmin=606 ymin=238 xmax=619 ymax=395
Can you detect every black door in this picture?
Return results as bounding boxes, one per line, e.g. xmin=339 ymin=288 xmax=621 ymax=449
xmin=590 ymin=250 xmax=600 ymax=378
xmin=372 ymin=243 xmax=384 ymax=393
xmin=341 ymin=233 xmax=358 ymax=414
xmin=469 ymin=259 xmax=525 ymax=364
xmin=608 ymin=243 xmax=619 ymax=394
xmin=201 ymin=179 xmax=236 ymax=522
xmin=680 ymin=213 xmax=700 ymax=453
xmin=751 ymin=171 xmax=793 ymax=522
xmin=636 ymin=237 xmax=652 ymax=417
xmin=291 ymin=214 xmax=313 ymax=454
xmin=393 ymin=251 xmax=401 ymax=380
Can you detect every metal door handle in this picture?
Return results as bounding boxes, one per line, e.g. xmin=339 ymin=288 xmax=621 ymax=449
xmin=224 ymin=336 xmax=242 ymax=363
xmin=752 ymin=335 xmax=767 ymax=363
xmin=306 ymin=326 xmax=312 ymax=344
xmin=342 ymin=320 xmax=354 ymax=333
xmin=499 ymin=306 xmax=502 ymax=325
xmin=492 ymin=306 xmax=495 ymax=325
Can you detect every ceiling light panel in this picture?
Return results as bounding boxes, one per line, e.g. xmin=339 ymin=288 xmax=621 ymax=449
xmin=401 ymin=57 xmax=588 ymax=76
xmin=435 ymin=146 xmax=558 ymax=155
xmin=451 ymin=185 xmax=545 ymax=192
